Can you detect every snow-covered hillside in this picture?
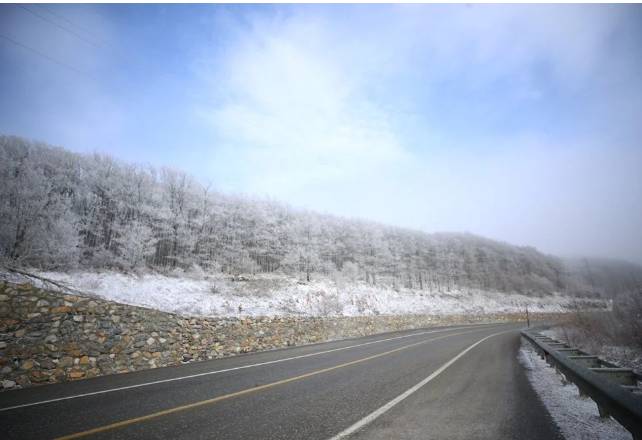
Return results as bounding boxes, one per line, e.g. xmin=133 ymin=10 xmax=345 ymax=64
xmin=5 ymin=270 xmax=606 ymax=318
xmin=4 ymin=136 xmax=641 ymax=300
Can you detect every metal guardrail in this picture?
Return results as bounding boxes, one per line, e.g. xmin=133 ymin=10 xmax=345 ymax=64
xmin=521 ymin=329 xmax=642 ymax=440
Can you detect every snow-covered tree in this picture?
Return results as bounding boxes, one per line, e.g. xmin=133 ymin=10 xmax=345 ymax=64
xmin=1 ymin=135 xmax=640 ymax=298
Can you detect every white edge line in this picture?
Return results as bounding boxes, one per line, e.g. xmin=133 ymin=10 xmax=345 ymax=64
xmin=0 ymin=323 xmax=499 ymax=412
xmin=327 ymin=329 xmax=513 ymax=440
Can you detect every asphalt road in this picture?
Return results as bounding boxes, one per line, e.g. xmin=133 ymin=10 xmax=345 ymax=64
xmin=0 ymin=322 xmax=562 ymax=440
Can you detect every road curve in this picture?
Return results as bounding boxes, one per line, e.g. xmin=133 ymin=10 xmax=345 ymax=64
xmin=0 ymin=322 xmax=562 ymax=439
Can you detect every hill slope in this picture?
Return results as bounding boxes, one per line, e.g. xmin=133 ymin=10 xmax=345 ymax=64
xmin=1 ymin=135 xmax=641 ymax=299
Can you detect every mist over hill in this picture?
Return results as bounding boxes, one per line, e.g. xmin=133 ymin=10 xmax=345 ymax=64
xmin=1 ymin=135 xmax=641 ymax=299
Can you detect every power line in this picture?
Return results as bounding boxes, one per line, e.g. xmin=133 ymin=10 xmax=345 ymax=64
xmin=18 ymin=4 xmax=102 ymax=49
xmin=0 ymin=33 xmax=93 ymax=79
xmin=30 ymin=4 xmax=132 ymax=69
xmin=38 ymin=4 xmax=107 ymax=46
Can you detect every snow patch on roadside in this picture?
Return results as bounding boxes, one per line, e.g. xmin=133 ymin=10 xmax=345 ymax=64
xmin=519 ymin=339 xmax=632 ymax=440
xmin=1 ymin=269 xmax=604 ymax=318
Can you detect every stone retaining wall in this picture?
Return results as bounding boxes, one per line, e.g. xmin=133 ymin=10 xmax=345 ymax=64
xmin=0 ymin=281 xmax=561 ymax=391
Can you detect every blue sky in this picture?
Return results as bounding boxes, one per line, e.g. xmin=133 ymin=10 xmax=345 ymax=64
xmin=1 ymin=4 xmax=641 ymax=263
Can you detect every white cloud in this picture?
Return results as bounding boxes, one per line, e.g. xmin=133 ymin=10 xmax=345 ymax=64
xmin=196 ymin=9 xmax=410 ymax=200
xmin=190 ymin=5 xmax=642 ymax=263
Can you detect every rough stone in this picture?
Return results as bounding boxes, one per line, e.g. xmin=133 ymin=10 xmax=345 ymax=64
xmin=58 ymin=357 xmax=73 ymax=368
xmin=0 ymin=279 xmax=560 ymax=392
xmin=68 ymin=370 xmax=85 ymax=379
xmin=39 ymin=359 xmax=56 ymax=369
xmin=29 ymin=370 xmax=49 ymax=383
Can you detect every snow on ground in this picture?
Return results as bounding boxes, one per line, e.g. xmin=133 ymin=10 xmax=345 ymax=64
xmin=2 ymin=269 xmax=604 ymax=318
xmin=519 ymin=339 xmax=632 ymax=440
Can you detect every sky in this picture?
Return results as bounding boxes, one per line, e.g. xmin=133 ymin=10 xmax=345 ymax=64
xmin=1 ymin=4 xmax=641 ymax=263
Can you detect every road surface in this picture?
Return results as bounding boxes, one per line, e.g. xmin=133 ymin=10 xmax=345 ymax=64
xmin=1 ymin=322 xmax=562 ymax=439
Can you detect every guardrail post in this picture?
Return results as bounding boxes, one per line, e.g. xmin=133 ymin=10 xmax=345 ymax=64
xmin=577 ymin=385 xmax=589 ymax=398
xmin=597 ymin=404 xmax=611 ymax=419
xmin=554 ymin=365 xmax=571 ymax=385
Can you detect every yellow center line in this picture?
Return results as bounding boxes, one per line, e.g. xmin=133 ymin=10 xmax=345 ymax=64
xmin=55 ymin=325 xmax=505 ymax=440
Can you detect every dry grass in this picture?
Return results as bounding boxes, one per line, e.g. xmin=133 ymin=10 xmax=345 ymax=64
xmin=554 ymin=289 xmax=642 ymax=372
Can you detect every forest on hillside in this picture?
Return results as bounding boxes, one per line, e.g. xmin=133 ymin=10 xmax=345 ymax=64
xmin=1 ymin=135 xmax=641 ymax=298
